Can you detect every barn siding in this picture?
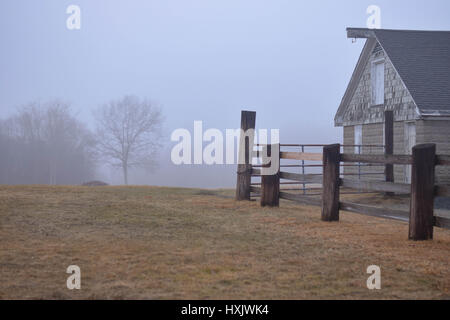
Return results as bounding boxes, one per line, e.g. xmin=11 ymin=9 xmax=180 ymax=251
xmin=416 ymin=120 xmax=450 ymax=184
xmin=343 ymin=123 xmax=407 ymax=182
xmin=340 ymin=43 xmax=418 ymax=127
xmin=361 ymin=123 xmax=385 ymax=181
xmin=343 ymin=125 xmax=354 ymax=154
xmin=393 ymin=121 xmax=405 ymax=183
xmin=343 ymin=124 xmax=385 ymax=181
xmin=343 ymin=126 xmax=355 ymax=177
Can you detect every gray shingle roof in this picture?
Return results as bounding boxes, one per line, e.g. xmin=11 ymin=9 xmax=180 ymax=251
xmin=373 ymin=29 xmax=450 ymax=115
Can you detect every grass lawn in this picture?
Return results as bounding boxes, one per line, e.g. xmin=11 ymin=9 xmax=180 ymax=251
xmin=0 ymin=185 xmax=449 ymax=299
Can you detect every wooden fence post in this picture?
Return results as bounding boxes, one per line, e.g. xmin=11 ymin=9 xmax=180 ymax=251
xmin=261 ymin=144 xmax=280 ymax=207
xmin=409 ymin=143 xmax=436 ymax=240
xmin=236 ymin=110 xmax=256 ymax=201
xmin=384 ymin=110 xmax=394 ymax=195
xmin=321 ymin=144 xmax=340 ymax=221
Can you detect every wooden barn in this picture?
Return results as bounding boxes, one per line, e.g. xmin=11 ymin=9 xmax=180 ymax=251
xmin=335 ymin=28 xmax=450 ymax=184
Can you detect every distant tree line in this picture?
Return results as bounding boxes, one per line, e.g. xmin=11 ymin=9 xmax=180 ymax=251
xmin=0 ymin=100 xmax=96 ymax=185
xmin=0 ymin=96 xmax=162 ymax=185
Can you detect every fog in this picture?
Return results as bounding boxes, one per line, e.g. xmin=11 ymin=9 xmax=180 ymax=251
xmin=1 ymin=0 xmax=450 ymax=187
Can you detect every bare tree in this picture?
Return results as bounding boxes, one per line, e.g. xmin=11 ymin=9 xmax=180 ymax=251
xmin=94 ymin=95 xmax=163 ymax=185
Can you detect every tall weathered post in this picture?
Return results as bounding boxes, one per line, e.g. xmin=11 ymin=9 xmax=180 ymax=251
xmin=260 ymin=144 xmax=280 ymax=207
xmin=235 ymin=111 xmax=256 ymax=201
xmin=321 ymin=144 xmax=341 ymax=221
xmin=384 ymin=110 xmax=394 ymax=195
xmin=409 ymin=143 xmax=436 ymax=240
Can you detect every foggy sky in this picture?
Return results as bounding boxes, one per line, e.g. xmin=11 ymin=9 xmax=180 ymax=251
xmin=1 ymin=0 xmax=450 ymax=187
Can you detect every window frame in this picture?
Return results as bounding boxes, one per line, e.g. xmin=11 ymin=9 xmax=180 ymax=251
xmin=371 ymin=59 xmax=385 ymax=106
xmin=354 ymin=124 xmax=362 ymax=154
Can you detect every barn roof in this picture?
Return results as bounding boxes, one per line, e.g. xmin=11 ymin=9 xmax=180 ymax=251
xmin=335 ymin=28 xmax=450 ymax=126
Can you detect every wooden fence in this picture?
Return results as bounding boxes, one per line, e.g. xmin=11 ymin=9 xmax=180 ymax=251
xmin=252 ymin=143 xmax=385 ymax=195
xmin=235 ymin=111 xmax=450 ymax=241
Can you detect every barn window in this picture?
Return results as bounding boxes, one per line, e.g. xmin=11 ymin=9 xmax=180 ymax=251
xmin=354 ymin=125 xmax=362 ymax=154
xmin=371 ymin=60 xmax=384 ymax=105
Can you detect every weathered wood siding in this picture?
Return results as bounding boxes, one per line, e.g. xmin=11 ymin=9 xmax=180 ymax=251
xmin=343 ymin=124 xmax=384 ymax=181
xmin=416 ymin=120 xmax=450 ymax=184
xmin=344 ymin=121 xmax=450 ymax=184
xmin=343 ymin=125 xmax=354 ymax=155
xmin=393 ymin=121 xmax=405 ymax=183
xmin=340 ymin=43 xmax=418 ymax=126
xmin=343 ymin=123 xmax=406 ymax=182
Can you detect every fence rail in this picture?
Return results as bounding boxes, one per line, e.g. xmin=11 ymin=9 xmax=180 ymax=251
xmin=434 ymin=216 xmax=450 ymax=229
xmin=280 ymin=152 xmax=323 ymax=161
xmin=436 ymin=155 xmax=450 ymax=166
xmin=279 ymin=172 xmax=322 ymax=184
xmin=279 ymin=191 xmax=322 ymax=206
xmin=340 ymin=178 xmax=410 ymax=194
xmin=339 ymin=201 xmax=409 ymax=222
xmin=340 ymin=154 xmax=412 ymax=165
xmin=435 ymin=185 xmax=450 ymax=197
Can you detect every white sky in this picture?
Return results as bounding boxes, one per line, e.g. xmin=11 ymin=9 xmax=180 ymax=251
xmin=1 ymin=0 xmax=450 ymax=187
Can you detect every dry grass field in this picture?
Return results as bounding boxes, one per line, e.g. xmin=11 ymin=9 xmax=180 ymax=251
xmin=0 ymin=185 xmax=449 ymax=299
